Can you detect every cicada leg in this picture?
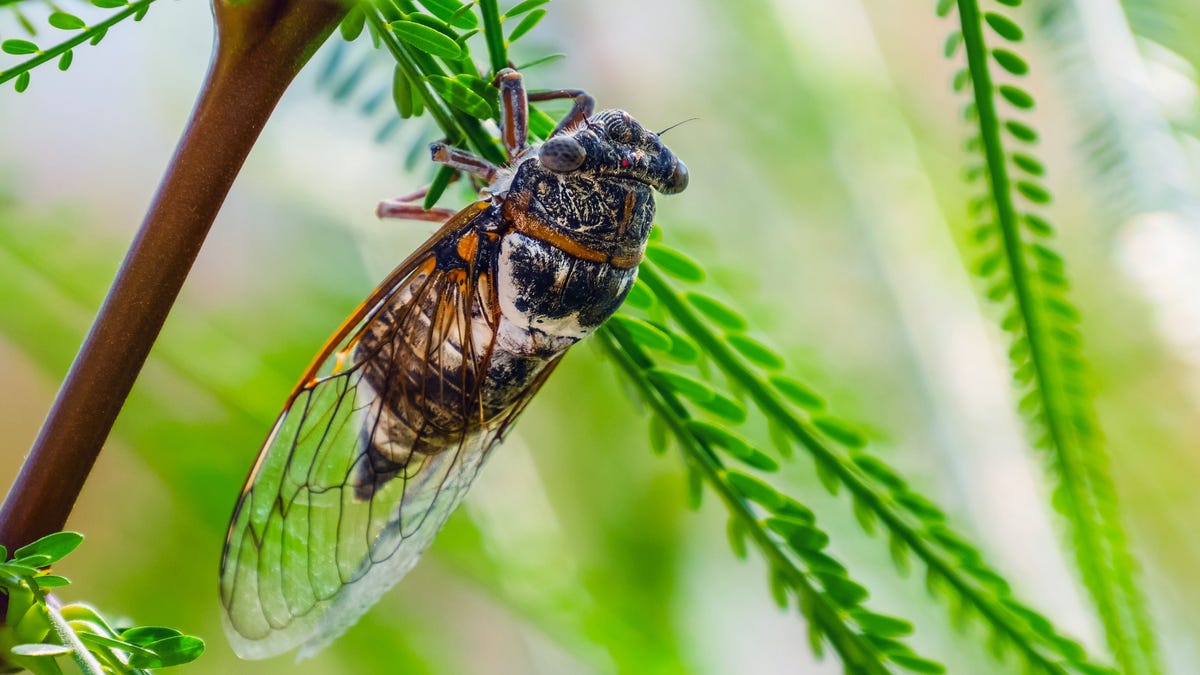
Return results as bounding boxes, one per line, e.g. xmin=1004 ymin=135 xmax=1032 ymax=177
xmin=528 ymin=86 xmax=595 ymax=139
xmin=376 ymin=201 xmax=457 ymax=222
xmin=498 ymin=67 xmax=597 ymax=152
xmin=429 ymin=142 xmax=500 ymax=181
xmin=376 ymin=178 xmax=459 ymax=221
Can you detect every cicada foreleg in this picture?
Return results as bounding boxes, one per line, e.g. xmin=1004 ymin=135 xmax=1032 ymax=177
xmin=529 ymin=86 xmax=595 ymax=139
xmin=498 ymin=67 xmax=597 ymax=151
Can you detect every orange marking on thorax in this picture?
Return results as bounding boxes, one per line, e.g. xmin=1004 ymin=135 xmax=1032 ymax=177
xmin=503 ymin=190 xmax=642 ymax=269
xmin=618 ymin=191 xmax=636 ymax=238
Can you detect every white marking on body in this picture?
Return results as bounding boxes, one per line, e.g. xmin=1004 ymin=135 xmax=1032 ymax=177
xmin=496 ymin=233 xmax=592 ymax=355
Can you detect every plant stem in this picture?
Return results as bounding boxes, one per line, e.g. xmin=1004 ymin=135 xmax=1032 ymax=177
xmin=955 ymin=2 xmax=1152 ymax=671
xmin=478 ymin=0 xmax=507 ymax=75
xmin=0 ymin=0 xmax=348 ymax=553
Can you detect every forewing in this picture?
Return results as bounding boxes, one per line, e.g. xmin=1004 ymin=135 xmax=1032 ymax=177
xmin=220 ymin=207 xmax=518 ymax=659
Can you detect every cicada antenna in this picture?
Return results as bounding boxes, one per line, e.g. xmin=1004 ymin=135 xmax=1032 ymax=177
xmin=657 ymin=118 xmax=699 ymax=136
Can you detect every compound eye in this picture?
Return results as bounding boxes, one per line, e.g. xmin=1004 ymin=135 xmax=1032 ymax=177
xmin=539 ymin=136 xmax=587 ymax=172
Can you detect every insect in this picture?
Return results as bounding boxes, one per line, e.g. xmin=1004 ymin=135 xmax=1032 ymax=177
xmin=218 ymin=68 xmax=688 ymax=659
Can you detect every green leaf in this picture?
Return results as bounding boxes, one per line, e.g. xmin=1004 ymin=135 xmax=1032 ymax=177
xmin=726 ymin=518 xmax=748 ymax=560
xmin=77 ymin=632 xmax=157 ymax=658
xmin=48 ymin=12 xmax=87 ymax=30
xmin=1004 ymin=120 xmax=1038 ymax=143
xmin=418 ymin=0 xmax=479 ymax=29
xmin=13 ymin=554 xmax=52 ymax=569
xmin=852 ymin=495 xmax=876 ymax=534
xmin=58 ymin=50 xmax=73 ymax=71
xmin=406 ymin=12 xmax=460 ymax=41
xmin=813 ymin=457 xmax=840 ymax=495
xmin=623 ymin=281 xmax=654 ymax=309
xmin=767 ymin=418 xmax=794 ymax=459
xmin=889 ymin=653 xmax=946 ymax=673
xmin=127 ymin=635 xmax=205 ymax=668
xmin=816 ymin=572 xmax=869 ymax=607
xmin=768 ymin=568 xmax=790 ymax=608
xmin=685 ymin=292 xmax=747 ymax=332
xmin=687 ymin=421 xmax=778 ymax=471
xmin=33 ymin=575 xmax=70 ymax=589
xmin=694 ymin=391 xmax=748 ymax=425
xmin=507 ymin=9 xmax=546 ymax=42
xmin=91 ymin=0 xmax=127 ymax=8
xmin=1024 ymin=213 xmax=1054 ymax=236
xmin=813 ymin=416 xmax=867 ymax=449
xmin=852 ymin=610 xmax=914 ymax=638
xmin=1011 ymin=153 xmax=1043 ymax=175
xmin=609 ymin=315 xmax=672 ymax=352
xmin=935 ymin=0 xmax=954 ymax=17
xmin=852 ymin=454 xmax=904 ymax=491
xmin=765 ymin=517 xmax=828 ymax=552
xmin=943 ymin=32 xmax=962 ymax=58
xmin=728 ymin=334 xmax=785 ymax=370
xmin=647 ymin=369 xmax=717 ymax=403
xmin=645 ymin=244 xmax=705 ymax=282
xmin=984 ymin=13 xmax=1023 ymax=41
xmin=339 ymin=5 xmax=366 ymax=42
xmin=724 ymin=470 xmax=785 ymax=511
xmin=665 ymin=330 xmax=701 ymax=364
xmin=423 ymin=165 xmax=456 ymax=210
xmin=992 ymin=49 xmax=1028 ymax=75
xmin=2 ymin=39 xmax=40 ymax=55
xmin=528 ymin=106 xmax=556 ymax=140
xmin=390 ymin=20 xmax=463 ymax=60
xmin=648 ymin=415 xmax=670 ymax=456
xmin=15 ymin=532 xmax=82 ymax=565
xmin=952 ymin=68 xmax=971 ymax=92
xmin=120 ymin=627 xmax=182 ymax=646
xmin=998 ymin=85 xmax=1034 ymax=109
xmin=1016 ymin=181 xmax=1051 ymax=204
xmin=11 ymin=643 xmax=72 ymax=657
xmin=392 ymin=66 xmax=415 ymax=118
xmin=426 ymin=75 xmax=492 ymax=118
xmin=14 ymin=71 xmax=30 ymax=93
xmin=769 ymin=375 xmax=824 ymax=409
xmin=504 ymin=0 xmax=550 ymax=19
xmin=516 ymin=52 xmax=566 ymax=71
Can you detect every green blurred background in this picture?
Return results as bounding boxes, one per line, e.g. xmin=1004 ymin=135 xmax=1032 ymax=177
xmin=2 ymin=0 xmax=1199 ymax=672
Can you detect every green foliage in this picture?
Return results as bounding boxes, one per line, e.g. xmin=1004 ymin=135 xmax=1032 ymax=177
xmin=941 ymin=1 xmax=1159 ymax=672
xmin=308 ymin=1 xmax=1143 ymax=672
xmin=0 ymin=1 xmax=157 ymax=91
xmin=619 ymin=239 xmax=1116 ymax=675
xmin=0 ymin=531 xmax=204 ymax=674
xmin=599 ymin=326 xmax=942 ymax=675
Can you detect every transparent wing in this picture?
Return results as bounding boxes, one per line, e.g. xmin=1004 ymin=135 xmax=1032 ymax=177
xmin=219 ymin=207 xmax=558 ymax=659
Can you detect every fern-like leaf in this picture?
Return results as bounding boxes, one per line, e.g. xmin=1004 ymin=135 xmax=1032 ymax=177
xmin=0 ymin=1 xmax=157 ymax=91
xmin=942 ymin=2 xmax=1160 ymax=672
xmin=600 ymin=324 xmax=943 ymax=675
xmin=626 ymin=251 xmax=1115 ymax=675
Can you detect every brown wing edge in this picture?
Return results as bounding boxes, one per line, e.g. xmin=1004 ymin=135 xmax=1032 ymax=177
xmin=218 ymin=202 xmax=494 ymax=656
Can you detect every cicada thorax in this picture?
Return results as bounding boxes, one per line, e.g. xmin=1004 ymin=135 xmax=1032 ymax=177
xmin=493 ymin=161 xmax=656 ymax=354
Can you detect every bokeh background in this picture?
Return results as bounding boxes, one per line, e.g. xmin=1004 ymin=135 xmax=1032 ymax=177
xmin=2 ymin=0 xmax=1199 ymax=673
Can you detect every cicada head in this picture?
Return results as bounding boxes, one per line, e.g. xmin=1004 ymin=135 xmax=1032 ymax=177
xmin=537 ymin=109 xmax=688 ymax=195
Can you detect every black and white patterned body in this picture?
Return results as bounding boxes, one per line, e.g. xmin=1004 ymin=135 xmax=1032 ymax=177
xmin=221 ymin=91 xmax=688 ymax=660
xmin=351 ymin=109 xmax=684 ymax=491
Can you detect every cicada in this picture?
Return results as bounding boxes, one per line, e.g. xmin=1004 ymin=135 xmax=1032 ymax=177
xmin=218 ymin=68 xmax=688 ymax=659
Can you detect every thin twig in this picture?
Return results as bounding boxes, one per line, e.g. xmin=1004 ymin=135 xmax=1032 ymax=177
xmin=0 ymin=0 xmax=348 ymax=553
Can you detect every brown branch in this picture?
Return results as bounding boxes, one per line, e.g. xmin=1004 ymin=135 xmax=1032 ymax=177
xmin=0 ymin=0 xmax=349 ymax=552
